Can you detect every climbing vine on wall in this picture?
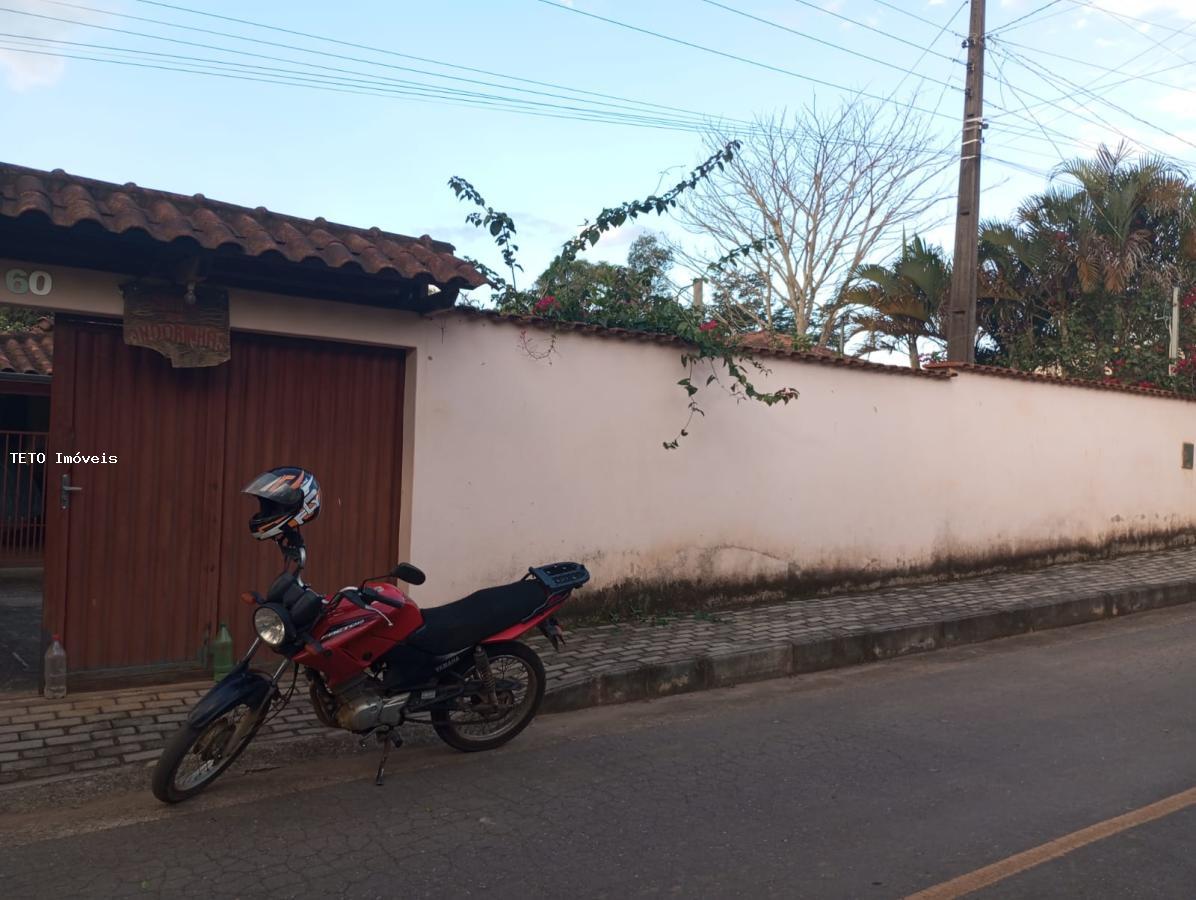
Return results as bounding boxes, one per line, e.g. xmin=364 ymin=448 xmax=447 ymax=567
xmin=448 ymin=143 xmax=798 ymax=448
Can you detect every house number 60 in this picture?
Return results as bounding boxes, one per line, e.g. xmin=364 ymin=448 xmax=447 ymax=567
xmin=4 ymin=269 xmax=53 ymax=296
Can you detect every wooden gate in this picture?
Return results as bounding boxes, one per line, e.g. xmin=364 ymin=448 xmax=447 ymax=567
xmin=44 ymin=317 xmax=406 ymax=676
xmin=0 ymin=430 xmax=48 ymax=566
xmin=214 ymin=332 xmax=406 ymax=655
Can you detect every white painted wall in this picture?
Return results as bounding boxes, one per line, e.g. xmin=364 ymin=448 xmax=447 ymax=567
xmin=7 ymin=259 xmax=1196 ymax=608
xmin=401 ymin=315 xmax=1196 ymax=604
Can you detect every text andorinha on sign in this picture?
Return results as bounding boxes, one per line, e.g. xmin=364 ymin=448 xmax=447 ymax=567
xmin=121 ymin=280 xmax=230 ymax=368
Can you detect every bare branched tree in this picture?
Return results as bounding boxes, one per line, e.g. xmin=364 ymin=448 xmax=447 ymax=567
xmin=677 ymin=98 xmax=953 ymax=348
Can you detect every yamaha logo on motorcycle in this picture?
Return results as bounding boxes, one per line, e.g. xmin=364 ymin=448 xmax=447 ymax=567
xmin=150 ymin=468 xmax=589 ymax=804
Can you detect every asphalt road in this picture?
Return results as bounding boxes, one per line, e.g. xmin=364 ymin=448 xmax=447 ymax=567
xmin=4 ymin=603 xmax=1196 ymax=899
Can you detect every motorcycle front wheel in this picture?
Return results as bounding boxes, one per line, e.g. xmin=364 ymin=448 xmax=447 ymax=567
xmin=151 ymin=698 xmax=266 ymax=803
xmin=432 ymin=640 xmax=545 ymax=752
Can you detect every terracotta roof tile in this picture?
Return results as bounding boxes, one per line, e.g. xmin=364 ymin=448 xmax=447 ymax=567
xmin=736 ymin=330 xmax=840 ymax=357
xmin=448 ymin=308 xmax=950 ymax=379
xmin=0 ymin=318 xmax=53 ymax=376
xmin=0 ymin=162 xmax=485 ymax=290
xmin=926 ymin=361 xmax=1196 ymax=402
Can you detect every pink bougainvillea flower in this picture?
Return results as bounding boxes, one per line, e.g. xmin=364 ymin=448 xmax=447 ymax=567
xmin=534 ymin=295 xmax=557 ymax=312
xmin=698 ymin=320 xmax=718 ymax=332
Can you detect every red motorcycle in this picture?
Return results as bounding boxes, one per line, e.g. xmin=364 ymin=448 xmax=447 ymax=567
xmin=152 ymin=468 xmax=588 ymax=803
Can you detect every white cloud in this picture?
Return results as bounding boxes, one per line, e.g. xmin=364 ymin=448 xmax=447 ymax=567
xmin=0 ymin=0 xmax=115 ymax=92
xmin=1088 ymin=0 xmax=1196 ymax=19
xmin=0 ymin=47 xmax=65 ymax=92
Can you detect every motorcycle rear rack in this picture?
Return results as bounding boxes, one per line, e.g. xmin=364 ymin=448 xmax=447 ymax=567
xmin=528 ymin=561 xmax=590 ymax=592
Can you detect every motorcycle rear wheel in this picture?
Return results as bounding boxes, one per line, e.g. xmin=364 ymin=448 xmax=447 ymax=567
xmin=432 ymin=641 xmax=545 ymax=752
xmin=151 ymin=699 xmax=266 ymax=803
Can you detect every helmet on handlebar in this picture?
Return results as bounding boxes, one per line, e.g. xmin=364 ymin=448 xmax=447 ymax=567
xmin=243 ymin=467 xmax=321 ymax=541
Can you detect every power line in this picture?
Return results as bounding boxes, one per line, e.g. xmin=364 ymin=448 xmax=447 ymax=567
xmin=972 ymin=40 xmax=1186 ymax=160
xmin=1061 ymin=0 xmax=1196 ymax=41
xmin=1021 ymin=16 xmax=1196 ymax=133
xmin=989 ymin=50 xmax=1064 ymax=160
xmin=1063 ymin=1 xmax=1196 ymax=76
xmin=988 ymin=156 xmax=1052 ymax=178
xmin=990 ymin=0 xmax=1069 ymax=34
xmin=697 ymin=0 xmax=961 ymax=92
xmin=16 ymin=3 xmax=695 ymax=118
xmin=531 ymin=0 xmax=962 ymax=122
xmin=864 ymin=0 xmax=958 ymax=32
xmin=985 ymin=44 xmax=1196 ymax=123
xmin=989 ymin=42 xmax=1196 ymax=155
xmin=0 ymin=40 xmax=731 ymax=133
xmin=991 ymin=34 xmax=1196 ymax=92
xmin=0 ymin=33 xmax=715 ymax=128
xmin=36 ymin=0 xmax=1078 ymax=160
xmin=992 ymin=29 xmax=1196 ymax=137
xmin=783 ymin=0 xmax=960 ymax=62
xmin=888 ymin=0 xmax=970 ymax=102
xmin=37 ymin=0 xmax=710 ymax=123
xmin=0 ymin=30 xmax=964 ymax=158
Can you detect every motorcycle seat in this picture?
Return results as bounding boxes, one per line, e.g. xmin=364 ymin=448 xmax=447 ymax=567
xmin=407 ymin=580 xmax=548 ymax=655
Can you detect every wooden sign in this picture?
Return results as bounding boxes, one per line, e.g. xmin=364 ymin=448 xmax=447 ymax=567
xmin=121 ymin=281 xmax=230 ymax=368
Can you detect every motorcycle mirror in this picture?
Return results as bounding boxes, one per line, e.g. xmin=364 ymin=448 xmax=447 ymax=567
xmin=390 ymin=563 xmax=426 ymax=585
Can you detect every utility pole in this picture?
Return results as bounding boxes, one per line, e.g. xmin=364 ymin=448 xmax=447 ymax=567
xmin=946 ymin=0 xmax=986 ymax=363
xmin=1169 ymin=285 xmax=1181 ymax=376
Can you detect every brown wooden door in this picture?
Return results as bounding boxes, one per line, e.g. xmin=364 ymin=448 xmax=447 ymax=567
xmin=44 ymin=319 xmax=406 ymax=673
xmin=215 ymin=333 xmax=406 ymax=653
xmin=45 ymin=318 xmax=228 ymax=673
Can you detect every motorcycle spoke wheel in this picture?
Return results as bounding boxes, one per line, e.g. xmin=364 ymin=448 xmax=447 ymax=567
xmin=172 ymin=703 xmax=254 ymax=790
xmin=432 ymin=642 xmax=545 ymax=752
xmin=152 ymin=700 xmax=264 ymax=803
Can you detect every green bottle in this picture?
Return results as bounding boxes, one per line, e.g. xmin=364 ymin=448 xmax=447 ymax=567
xmin=212 ymin=623 xmax=234 ymax=681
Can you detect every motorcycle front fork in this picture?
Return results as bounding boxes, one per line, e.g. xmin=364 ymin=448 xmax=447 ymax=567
xmin=228 ymin=643 xmax=292 ymax=748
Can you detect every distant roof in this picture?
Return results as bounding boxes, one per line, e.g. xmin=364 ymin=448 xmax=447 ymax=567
xmin=0 ymin=162 xmax=485 ymax=298
xmin=736 ymin=330 xmax=839 ymax=357
xmin=0 ymin=317 xmax=52 ymax=376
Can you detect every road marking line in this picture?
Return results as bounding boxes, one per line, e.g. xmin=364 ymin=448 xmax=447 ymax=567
xmin=906 ymin=785 xmax=1196 ymax=899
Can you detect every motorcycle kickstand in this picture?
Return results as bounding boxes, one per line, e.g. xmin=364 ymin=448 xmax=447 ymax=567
xmin=374 ymin=730 xmax=403 ymax=787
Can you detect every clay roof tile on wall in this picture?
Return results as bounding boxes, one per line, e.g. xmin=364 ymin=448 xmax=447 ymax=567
xmin=925 ymin=361 xmax=1196 ymax=402
xmin=448 ymin=308 xmax=950 ymax=379
xmin=0 ymin=162 xmax=486 ymax=290
xmin=0 ymin=318 xmax=53 ymax=376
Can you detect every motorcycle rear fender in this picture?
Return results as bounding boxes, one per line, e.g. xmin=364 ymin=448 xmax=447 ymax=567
xmin=187 ymin=662 xmax=273 ymax=728
xmin=481 ymin=591 xmax=569 ymax=644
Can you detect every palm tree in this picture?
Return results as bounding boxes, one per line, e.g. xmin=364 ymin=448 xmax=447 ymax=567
xmin=1052 ymin=143 xmax=1191 ymax=296
xmin=842 ymin=236 xmax=951 ymax=370
xmin=978 ymin=196 xmax=1079 ymax=366
xmin=979 ymin=144 xmax=1196 ymax=375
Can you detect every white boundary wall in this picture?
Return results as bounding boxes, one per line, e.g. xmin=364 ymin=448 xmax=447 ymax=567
xmin=7 ymin=259 xmax=1196 ymax=607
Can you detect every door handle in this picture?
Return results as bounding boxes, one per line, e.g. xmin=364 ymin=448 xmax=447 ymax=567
xmin=60 ymin=474 xmax=83 ymax=510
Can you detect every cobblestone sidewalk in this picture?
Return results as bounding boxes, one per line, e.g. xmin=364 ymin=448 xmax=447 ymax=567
xmin=4 ymin=546 xmax=1196 ymax=789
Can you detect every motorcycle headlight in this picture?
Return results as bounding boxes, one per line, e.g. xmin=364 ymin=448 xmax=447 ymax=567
xmin=253 ymin=606 xmax=288 ymax=647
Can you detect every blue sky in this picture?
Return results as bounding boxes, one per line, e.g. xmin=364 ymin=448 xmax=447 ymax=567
xmin=3 ymin=0 xmax=1195 ymax=293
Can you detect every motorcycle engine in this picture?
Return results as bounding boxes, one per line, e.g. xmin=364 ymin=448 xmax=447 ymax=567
xmin=312 ymin=673 xmax=407 ymax=733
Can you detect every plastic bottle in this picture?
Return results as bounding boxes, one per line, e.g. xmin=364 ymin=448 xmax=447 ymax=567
xmin=44 ymin=634 xmax=67 ymax=699
xmin=212 ymin=622 xmax=234 ymax=681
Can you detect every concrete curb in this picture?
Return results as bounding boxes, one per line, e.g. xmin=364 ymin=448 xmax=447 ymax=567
xmin=540 ymin=581 xmax=1196 ymax=714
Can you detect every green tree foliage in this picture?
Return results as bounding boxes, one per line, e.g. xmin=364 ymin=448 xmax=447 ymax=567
xmin=448 ymin=143 xmax=799 ymax=448
xmin=842 ymin=236 xmax=951 ymax=370
xmin=973 ymin=143 xmax=1196 ymax=389
xmin=0 ymin=306 xmax=50 ymax=333
xmin=518 ymin=232 xmax=683 ymax=331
